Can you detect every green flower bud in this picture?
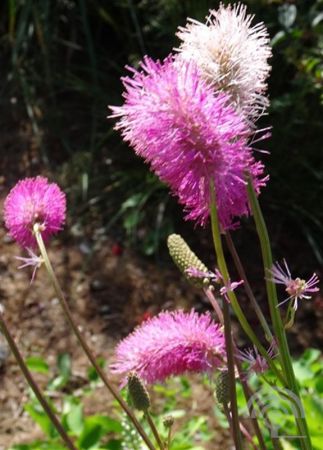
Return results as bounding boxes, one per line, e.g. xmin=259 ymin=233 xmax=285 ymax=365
xmin=127 ymin=372 xmax=151 ymax=411
xmin=215 ymin=370 xmax=229 ymax=405
xmin=167 ymin=234 xmax=210 ymax=287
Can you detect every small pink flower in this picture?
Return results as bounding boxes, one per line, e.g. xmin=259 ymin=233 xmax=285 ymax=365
xmin=269 ymin=260 xmax=320 ymax=310
xmin=16 ymin=248 xmax=43 ymax=284
xmin=111 ymin=310 xmax=225 ymax=384
xmin=237 ymin=341 xmax=277 ymax=375
xmin=4 ymin=176 xmax=66 ymax=248
xmin=215 ymin=269 xmax=244 ymax=301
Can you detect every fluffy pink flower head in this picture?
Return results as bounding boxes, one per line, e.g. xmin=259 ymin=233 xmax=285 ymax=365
xmin=4 ymin=176 xmax=66 ymax=248
xmin=110 ymin=56 xmax=266 ymax=229
xmin=111 ymin=310 xmax=225 ymax=384
xmin=176 ymin=3 xmax=272 ymax=121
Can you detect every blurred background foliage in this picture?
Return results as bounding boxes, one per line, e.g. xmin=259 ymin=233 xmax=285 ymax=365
xmin=0 ymin=0 xmax=322 ymax=260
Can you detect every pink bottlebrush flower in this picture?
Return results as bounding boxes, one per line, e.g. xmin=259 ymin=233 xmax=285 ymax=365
xmin=269 ymin=260 xmax=320 ymax=310
xmin=111 ymin=310 xmax=225 ymax=384
xmin=4 ymin=176 xmax=66 ymax=248
xmin=176 ymin=3 xmax=272 ymax=121
xmin=109 ymin=56 xmax=267 ymax=229
xmin=16 ymin=248 xmax=43 ymax=284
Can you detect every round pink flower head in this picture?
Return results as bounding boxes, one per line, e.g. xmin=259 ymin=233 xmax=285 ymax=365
xmin=111 ymin=310 xmax=226 ymax=384
xmin=176 ymin=3 xmax=272 ymax=121
xmin=109 ymin=56 xmax=267 ymax=228
xmin=4 ymin=176 xmax=66 ymax=248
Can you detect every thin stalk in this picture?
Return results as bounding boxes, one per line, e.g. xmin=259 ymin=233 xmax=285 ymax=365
xmin=206 ymin=288 xmax=269 ymax=450
xmin=209 ymin=184 xmax=243 ymax=450
xmin=145 ymin=412 xmax=165 ymax=450
xmin=203 ymin=287 xmax=224 ymax=324
xmin=0 ymin=309 xmax=77 ymax=450
xmin=166 ymin=426 xmax=172 ymax=450
xmin=247 ymin=180 xmax=312 ymax=450
xmin=208 ymin=183 xmax=285 ymax=385
xmin=225 ymin=232 xmax=273 ymax=342
xmin=222 ymin=299 xmax=244 ymax=450
xmin=34 ymin=226 xmax=156 ymax=450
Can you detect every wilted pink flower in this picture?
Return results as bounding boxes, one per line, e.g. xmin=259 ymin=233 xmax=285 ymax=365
xmin=16 ymin=248 xmax=43 ymax=284
xmin=111 ymin=310 xmax=225 ymax=384
xmin=110 ymin=56 xmax=266 ymax=228
xmin=268 ymin=260 xmax=320 ymax=310
xmin=4 ymin=176 xmax=66 ymax=248
xmin=176 ymin=3 xmax=272 ymax=120
xmin=237 ymin=341 xmax=277 ymax=376
xmin=214 ymin=269 xmax=244 ymax=301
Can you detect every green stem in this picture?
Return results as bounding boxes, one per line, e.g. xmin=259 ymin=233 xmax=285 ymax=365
xmin=34 ymin=225 xmax=156 ymax=450
xmin=0 ymin=308 xmax=77 ymax=450
xmin=209 ymin=184 xmax=243 ymax=450
xmin=209 ymin=183 xmax=285 ymax=385
xmin=222 ymin=299 xmax=244 ymax=450
xmin=145 ymin=412 xmax=165 ymax=450
xmin=225 ymin=232 xmax=273 ymax=342
xmin=247 ymin=180 xmax=312 ymax=450
xmin=205 ymin=289 xmax=269 ymax=450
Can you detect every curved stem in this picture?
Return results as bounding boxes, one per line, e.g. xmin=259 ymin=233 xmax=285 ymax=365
xmin=34 ymin=226 xmax=156 ymax=450
xmin=0 ymin=309 xmax=77 ymax=450
xmin=247 ymin=179 xmax=312 ymax=450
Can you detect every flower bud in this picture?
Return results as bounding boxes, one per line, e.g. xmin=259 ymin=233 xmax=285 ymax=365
xmin=167 ymin=234 xmax=210 ymax=287
xmin=163 ymin=416 xmax=174 ymax=429
xmin=127 ymin=372 xmax=151 ymax=411
xmin=215 ymin=370 xmax=229 ymax=405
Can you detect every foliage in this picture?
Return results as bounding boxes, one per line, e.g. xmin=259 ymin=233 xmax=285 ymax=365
xmin=10 ymin=354 xmax=214 ymax=449
xmin=9 ymin=349 xmax=323 ymax=449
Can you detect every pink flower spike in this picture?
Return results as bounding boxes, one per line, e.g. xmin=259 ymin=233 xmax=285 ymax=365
xmin=109 ymin=56 xmax=267 ymax=229
xmin=111 ymin=310 xmax=225 ymax=385
xmin=4 ymin=176 xmax=66 ymax=248
xmin=269 ymin=260 xmax=320 ymax=310
xmin=16 ymin=248 xmax=43 ymax=284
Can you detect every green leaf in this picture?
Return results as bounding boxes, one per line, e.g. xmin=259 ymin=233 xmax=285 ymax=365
xmin=26 ymin=356 xmax=49 ymax=374
xmin=24 ymin=403 xmax=56 ymax=438
xmin=102 ymin=440 xmax=122 ymax=450
xmin=57 ymin=353 xmax=72 ymax=379
xmin=86 ymin=415 xmax=122 ymax=434
xmin=78 ymin=423 xmax=102 ymax=449
xmin=66 ymin=402 xmax=84 ymax=436
xmin=87 ymin=358 xmax=106 ymax=382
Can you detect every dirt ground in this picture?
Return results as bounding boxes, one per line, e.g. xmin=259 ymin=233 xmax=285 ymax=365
xmin=0 ymin=203 xmax=235 ymax=449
